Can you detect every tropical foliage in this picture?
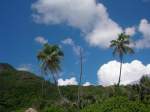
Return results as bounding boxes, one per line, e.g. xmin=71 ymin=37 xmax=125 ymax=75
xmin=0 ymin=64 xmax=150 ymax=112
xmin=110 ymin=33 xmax=134 ymax=86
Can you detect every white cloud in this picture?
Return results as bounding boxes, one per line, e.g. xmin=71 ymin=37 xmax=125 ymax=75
xmin=134 ymin=19 xmax=150 ymax=49
xmin=58 ymin=77 xmax=78 ymax=86
xmin=85 ymin=3 xmax=122 ymax=48
xmin=32 ymin=0 xmax=98 ymax=32
xmin=97 ymin=60 xmax=150 ymax=86
xmin=58 ymin=77 xmax=92 ymax=86
xmin=32 ymin=1 xmax=150 ymax=49
xmin=86 ymin=18 xmax=122 ymax=48
xmin=61 ymin=38 xmax=81 ymax=56
xmin=122 ymin=19 xmax=150 ymax=49
xmin=83 ymin=82 xmax=91 ymax=86
xmin=125 ymin=27 xmax=136 ymax=36
xmin=32 ymin=0 xmax=122 ymax=48
xmin=61 ymin=38 xmax=74 ymax=45
xmin=17 ymin=64 xmax=32 ymax=71
xmin=35 ymin=36 xmax=48 ymax=44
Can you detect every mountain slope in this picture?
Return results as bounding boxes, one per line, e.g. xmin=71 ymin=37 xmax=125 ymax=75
xmin=0 ymin=63 xmax=15 ymax=72
xmin=0 ymin=63 xmax=59 ymax=111
xmin=0 ymin=63 xmax=104 ymax=111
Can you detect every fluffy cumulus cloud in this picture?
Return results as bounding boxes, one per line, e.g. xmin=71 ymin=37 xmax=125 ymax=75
xmin=32 ymin=0 xmax=150 ymax=49
xmin=86 ymin=20 xmax=122 ymax=48
xmin=85 ymin=4 xmax=122 ymax=48
xmin=83 ymin=82 xmax=91 ymax=86
xmin=32 ymin=0 xmax=98 ymax=32
xmin=135 ymin=19 xmax=150 ymax=49
xmin=97 ymin=60 xmax=150 ymax=86
xmin=123 ymin=19 xmax=150 ymax=49
xmin=58 ymin=77 xmax=78 ymax=86
xmin=61 ymin=38 xmax=81 ymax=56
xmin=35 ymin=36 xmax=48 ymax=44
xmin=125 ymin=27 xmax=136 ymax=36
xmin=32 ymin=0 xmax=122 ymax=48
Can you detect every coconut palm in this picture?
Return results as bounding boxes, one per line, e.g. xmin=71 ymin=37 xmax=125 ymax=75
xmin=110 ymin=32 xmax=134 ymax=87
xmin=37 ymin=43 xmax=64 ymax=98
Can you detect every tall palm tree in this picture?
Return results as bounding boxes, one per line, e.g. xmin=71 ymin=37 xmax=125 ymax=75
xmin=110 ymin=32 xmax=134 ymax=86
xmin=37 ymin=43 xmax=64 ymax=99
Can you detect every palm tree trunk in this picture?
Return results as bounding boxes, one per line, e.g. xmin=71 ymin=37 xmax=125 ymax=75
xmin=117 ymin=56 xmax=123 ymax=87
xmin=52 ymin=74 xmax=68 ymax=112
xmin=42 ymin=79 xmax=44 ymax=96
xmin=77 ymin=48 xmax=83 ymax=111
xmin=52 ymin=74 xmax=63 ymax=99
xmin=41 ymin=70 xmax=45 ymax=97
xmin=43 ymin=72 xmax=48 ymax=97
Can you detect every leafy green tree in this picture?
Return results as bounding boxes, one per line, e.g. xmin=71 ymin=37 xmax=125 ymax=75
xmin=37 ymin=43 xmax=64 ymax=99
xmin=110 ymin=33 xmax=134 ymax=86
xmin=139 ymin=75 xmax=150 ymax=101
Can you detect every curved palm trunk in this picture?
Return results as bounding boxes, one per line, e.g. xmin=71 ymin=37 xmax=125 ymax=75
xmin=41 ymin=70 xmax=45 ymax=97
xmin=77 ymin=48 xmax=83 ymax=111
xmin=52 ymin=74 xmax=67 ymax=111
xmin=117 ymin=56 xmax=123 ymax=87
xmin=52 ymin=74 xmax=68 ymax=112
xmin=42 ymin=78 xmax=44 ymax=96
xmin=52 ymin=74 xmax=64 ymax=99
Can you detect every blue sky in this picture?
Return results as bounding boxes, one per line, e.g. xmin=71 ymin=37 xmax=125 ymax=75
xmin=0 ymin=0 xmax=150 ymax=86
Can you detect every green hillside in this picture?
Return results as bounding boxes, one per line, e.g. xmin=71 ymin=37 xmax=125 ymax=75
xmin=0 ymin=63 xmax=59 ymax=111
xmin=0 ymin=63 xmax=150 ymax=112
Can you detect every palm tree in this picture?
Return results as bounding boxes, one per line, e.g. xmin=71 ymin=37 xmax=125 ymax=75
xmin=110 ymin=32 xmax=134 ymax=87
xmin=37 ymin=43 xmax=64 ymax=99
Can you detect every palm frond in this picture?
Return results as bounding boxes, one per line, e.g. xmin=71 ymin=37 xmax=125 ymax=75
xmin=37 ymin=43 xmax=64 ymax=78
xmin=124 ymin=45 xmax=134 ymax=54
xmin=110 ymin=32 xmax=134 ymax=57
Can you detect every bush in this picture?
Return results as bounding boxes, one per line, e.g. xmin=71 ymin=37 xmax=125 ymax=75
xmin=43 ymin=106 xmax=64 ymax=112
xmin=81 ymin=97 xmax=150 ymax=112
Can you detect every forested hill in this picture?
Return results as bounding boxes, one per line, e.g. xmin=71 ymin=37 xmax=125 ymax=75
xmin=0 ymin=63 xmax=59 ymax=111
xmin=0 ymin=63 xmax=16 ymax=72
xmin=0 ymin=63 xmax=150 ymax=112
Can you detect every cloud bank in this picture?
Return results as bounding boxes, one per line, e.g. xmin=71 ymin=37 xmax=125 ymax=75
xmin=58 ymin=77 xmax=78 ymax=86
xmin=32 ymin=0 xmax=150 ymax=49
xmin=32 ymin=0 xmax=122 ymax=48
xmin=97 ymin=60 xmax=150 ymax=86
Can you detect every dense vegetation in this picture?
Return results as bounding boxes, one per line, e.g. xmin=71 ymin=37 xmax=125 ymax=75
xmin=81 ymin=97 xmax=150 ymax=112
xmin=0 ymin=63 xmax=150 ymax=112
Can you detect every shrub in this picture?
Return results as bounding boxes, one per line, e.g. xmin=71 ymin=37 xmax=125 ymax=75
xmin=43 ymin=106 xmax=64 ymax=112
xmin=81 ymin=97 xmax=150 ymax=112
